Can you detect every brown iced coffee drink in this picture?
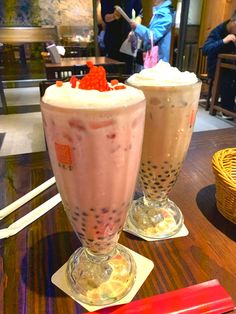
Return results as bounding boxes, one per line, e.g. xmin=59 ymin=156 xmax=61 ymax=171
xmin=127 ymin=61 xmax=201 ymax=239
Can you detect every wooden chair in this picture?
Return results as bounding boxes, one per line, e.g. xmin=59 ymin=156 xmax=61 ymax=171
xmin=196 ymin=47 xmax=213 ymax=111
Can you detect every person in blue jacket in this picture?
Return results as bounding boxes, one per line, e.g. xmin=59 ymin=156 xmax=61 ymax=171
xmin=101 ymin=0 xmax=143 ymax=74
xmin=202 ymin=11 xmax=236 ymax=113
xmin=130 ymin=0 xmax=174 ymax=62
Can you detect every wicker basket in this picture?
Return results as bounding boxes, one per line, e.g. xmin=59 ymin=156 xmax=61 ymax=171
xmin=212 ymin=148 xmax=236 ymax=223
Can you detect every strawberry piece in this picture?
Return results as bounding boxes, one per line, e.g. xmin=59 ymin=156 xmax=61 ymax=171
xmin=56 ymin=80 xmax=63 ymax=87
xmin=114 ymin=85 xmax=126 ymax=90
xmin=111 ymin=79 xmax=119 ymax=86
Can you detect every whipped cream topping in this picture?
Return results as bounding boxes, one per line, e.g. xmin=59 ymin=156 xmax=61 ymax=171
xmin=127 ymin=60 xmax=198 ymax=87
xmin=42 ymin=82 xmax=145 ymax=109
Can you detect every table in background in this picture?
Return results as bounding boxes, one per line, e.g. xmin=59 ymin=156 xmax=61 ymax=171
xmin=0 ymin=128 xmax=236 ymax=313
xmin=44 ymin=56 xmax=126 ymax=79
xmin=209 ymin=53 xmax=236 ymax=118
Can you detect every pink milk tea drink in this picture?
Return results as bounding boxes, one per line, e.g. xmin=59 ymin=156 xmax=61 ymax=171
xmin=41 ymin=68 xmax=146 ymax=306
xmin=127 ymin=61 xmax=201 ymax=240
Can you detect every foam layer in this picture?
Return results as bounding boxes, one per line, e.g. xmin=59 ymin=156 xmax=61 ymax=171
xmin=127 ymin=60 xmax=198 ymax=87
xmin=42 ymin=82 xmax=145 ymax=109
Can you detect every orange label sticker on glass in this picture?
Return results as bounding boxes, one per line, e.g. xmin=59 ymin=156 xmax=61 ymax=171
xmin=189 ymin=110 xmax=196 ymax=128
xmin=55 ymin=143 xmax=72 ymax=166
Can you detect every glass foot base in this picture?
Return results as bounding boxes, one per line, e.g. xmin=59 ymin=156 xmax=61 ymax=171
xmin=66 ymin=244 xmax=136 ymax=306
xmin=127 ymin=197 xmax=184 ymax=239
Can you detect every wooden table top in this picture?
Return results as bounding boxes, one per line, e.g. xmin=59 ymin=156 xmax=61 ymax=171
xmin=1 ymin=128 xmax=236 ymax=313
xmin=44 ymin=56 xmax=125 ymax=68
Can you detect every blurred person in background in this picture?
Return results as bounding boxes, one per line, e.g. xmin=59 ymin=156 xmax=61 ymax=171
xmin=130 ymin=0 xmax=174 ymax=63
xmin=97 ymin=0 xmax=106 ymax=56
xmin=101 ymin=0 xmax=143 ymax=74
xmin=202 ymin=11 xmax=236 ymax=114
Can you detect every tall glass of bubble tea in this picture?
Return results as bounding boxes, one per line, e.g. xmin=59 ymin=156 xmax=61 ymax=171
xmin=40 ymin=65 xmax=146 ymax=306
xmin=126 ymin=61 xmax=201 ymax=240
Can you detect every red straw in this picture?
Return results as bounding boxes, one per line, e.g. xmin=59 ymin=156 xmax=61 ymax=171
xmin=89 ymin=280 xmax=235 ymax=314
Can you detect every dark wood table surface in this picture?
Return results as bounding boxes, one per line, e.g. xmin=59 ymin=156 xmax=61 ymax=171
xmin=209 ymin=53 xmax=236 ymax=118
xmin=1 ymin=128 xmax=236 ymax=313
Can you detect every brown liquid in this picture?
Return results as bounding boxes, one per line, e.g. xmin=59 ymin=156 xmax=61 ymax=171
xmin=134 ymin=83 xmax=201 ymax=201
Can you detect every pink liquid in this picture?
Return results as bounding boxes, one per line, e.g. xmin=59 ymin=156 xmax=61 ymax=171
xmin=41 ymin=99 xmax=145 ymax=254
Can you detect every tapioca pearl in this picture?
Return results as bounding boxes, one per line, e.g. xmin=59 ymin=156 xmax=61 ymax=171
xmin=96 ymin=220 xmax=102 ymax=224
xmin=107 ymin=133 xmax=116 ymax=139
xmin=72 ymin=216 xmax=78 ymax=221
xmin=171 ymin=105 xmax=175 ymax=108
xmin=112 ymin=209 xmax=117 ymax=214
xmin=82 ymin=212 xmax=89 ymax=217
xmin=152 ymin=165 xmax=158 ymax=169
xmin=108 ymin=217 xmax=113 ymax=221
xmin=81 ymin=227 xmax=86 ymax=232
xmin=124 ymin=144 xmax=132 ymax=151
xmin=95 ymin=215 xmax=99 ymax=219
xmin=97 ymin=236 xmax=105 ymax=240
xmin=161 ymin=179 xmax=166 ymax=182
xmin=81 ymin=222 xmax=86 ymax=228
xmin=101 ymin=208 xmax=109 ymax=214
xmin=114 ymin=218 xmax=121 ymax=224
xmin=74 ymin=211 xmax=80 ymax=216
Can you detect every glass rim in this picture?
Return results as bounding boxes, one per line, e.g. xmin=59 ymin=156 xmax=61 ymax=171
xmin=125 ymin=79 xmax=202 ymax=89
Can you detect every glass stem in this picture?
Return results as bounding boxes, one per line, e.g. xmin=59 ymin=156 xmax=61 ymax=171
xmin=143 ymin=196 xmax=168 ymax=208
xmin=85 ymin=246 xmax=116 ymax=263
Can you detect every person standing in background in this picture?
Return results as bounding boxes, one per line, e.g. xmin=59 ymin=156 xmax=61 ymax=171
xmin=202 ymin=11 xmax=236 ymax=113
xmin=96 ymin=0 xmax=106 ymax=56
xmin=130 ymin=0 xmax=174 ymax=63
xmin=101 ymin=0 xmax=143 ymax=74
